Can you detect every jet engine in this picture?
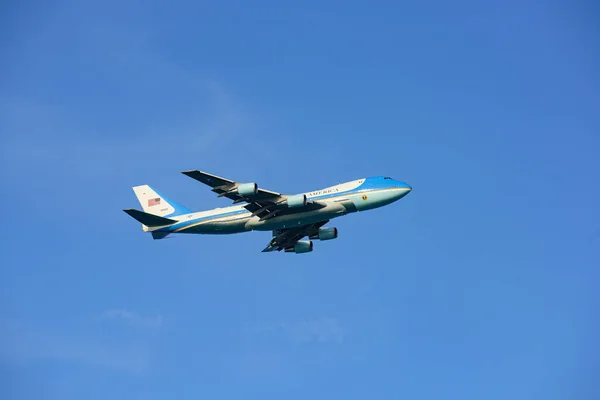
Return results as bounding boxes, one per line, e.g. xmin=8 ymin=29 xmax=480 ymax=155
xmin=285 ymin=240 xmax=313 ymax=253
xmin=237 ymin=182 xmax=258 ymax=196
xmin=309 ymin=227 xmax=338 ymax=241
xmin=287 ymin=194 xmax=308 ymax=208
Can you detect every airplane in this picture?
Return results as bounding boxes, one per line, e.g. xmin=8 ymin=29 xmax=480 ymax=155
xmin=123 ymin=170 xmax=412 ymax=253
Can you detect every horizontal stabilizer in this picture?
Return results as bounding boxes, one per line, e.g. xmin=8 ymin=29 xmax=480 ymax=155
xmin=152 ymin=231 xmax=171 ymax=240
xmin=123 ymin=209 xmax=178 ymax=227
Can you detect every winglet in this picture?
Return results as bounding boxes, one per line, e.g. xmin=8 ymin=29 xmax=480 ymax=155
xmin=123 ymin=209 xmax=178 ymax=227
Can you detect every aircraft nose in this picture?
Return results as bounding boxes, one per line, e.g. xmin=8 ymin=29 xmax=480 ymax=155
xmin=397 ymin=181 xmax=411 ymax=191
xmin=395 ymin=181 xmax=412 ymax=199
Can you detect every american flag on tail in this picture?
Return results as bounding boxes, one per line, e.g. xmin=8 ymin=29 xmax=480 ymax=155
xmin=148 ymin=197 xmax=161 ymax=206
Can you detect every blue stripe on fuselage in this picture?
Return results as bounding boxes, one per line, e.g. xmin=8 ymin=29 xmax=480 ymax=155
xmin=164 ymin=209 xmax=249 ymax=232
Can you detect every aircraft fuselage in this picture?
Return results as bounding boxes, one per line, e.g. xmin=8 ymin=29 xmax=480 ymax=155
xmin=148 ymin=176 xmax=412 ymax=236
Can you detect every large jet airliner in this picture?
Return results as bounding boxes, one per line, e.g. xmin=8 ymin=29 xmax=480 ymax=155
xmin=123 ymin=170 xmax=412 ymax=253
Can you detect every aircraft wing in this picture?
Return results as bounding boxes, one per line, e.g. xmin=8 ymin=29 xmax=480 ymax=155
xmin=181 ymin=170 xmax=325 ymax=221
xmin=262 ymin=220 xmax=329 ymax=252
xmin=181 ymin=170 xmax=282 ymax=203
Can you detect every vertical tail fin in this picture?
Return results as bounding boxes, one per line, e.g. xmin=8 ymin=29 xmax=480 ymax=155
xmin=132 ymin=185 xmax=192 ymax=217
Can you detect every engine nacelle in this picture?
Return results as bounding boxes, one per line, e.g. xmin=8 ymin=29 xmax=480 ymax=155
xmin=287 ymin=194 xmax=307 ymax=208
xmin=309 ymin=227 xmax=338 ymax=241
xmin=237 ymin=182 xmax=258 ymax=196
xmin=285 ymin=240 xmax=313 ymax=253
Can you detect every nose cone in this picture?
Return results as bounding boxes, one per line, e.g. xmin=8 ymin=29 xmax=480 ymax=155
xmin=394 ymin=181 xmax=412 ymax=200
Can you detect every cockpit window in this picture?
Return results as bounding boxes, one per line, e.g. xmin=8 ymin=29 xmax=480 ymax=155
xmin=384 ymin=177 xmax=392 ymax=180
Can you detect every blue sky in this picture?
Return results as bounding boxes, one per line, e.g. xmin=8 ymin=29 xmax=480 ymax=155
xmin=1 ymin=0 xmax=598 ymax=398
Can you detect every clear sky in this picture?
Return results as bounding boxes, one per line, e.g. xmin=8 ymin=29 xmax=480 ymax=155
xmin=1 ymin=1 xmax=599 ymax=399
